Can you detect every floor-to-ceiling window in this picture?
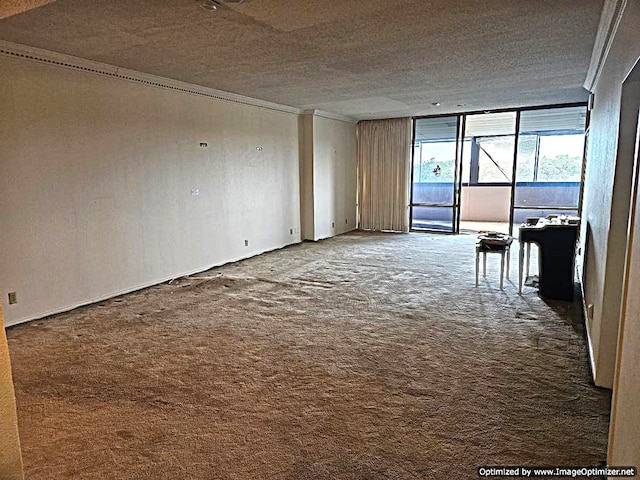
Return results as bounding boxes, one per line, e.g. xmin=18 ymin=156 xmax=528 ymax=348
xmin=410 ymin=103 xmax=588 ymax=234
xmin=513 ymin=106 xmax=587 ymax=224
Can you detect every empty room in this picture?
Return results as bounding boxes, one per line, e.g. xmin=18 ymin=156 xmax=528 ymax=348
xmin=1 ymin=1 xmax=640 ymax=479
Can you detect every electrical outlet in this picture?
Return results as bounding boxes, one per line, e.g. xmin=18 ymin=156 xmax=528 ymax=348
xmin=8 ymin=292 xmax=17 ymax=305
xmin=332 ymin=222 xmax=335 ymax=228
xmin=290 ymin=228 xmax=293 ymax=235
xmin=191 ymin=188 xmax=200 ymax=196
xmin=244 ymin=240 xmax=249 ymax=247
xmin=294 ymin=227 xmax=299 ymax=234
xmin=345 ymin=219 xmax=348 ymax=224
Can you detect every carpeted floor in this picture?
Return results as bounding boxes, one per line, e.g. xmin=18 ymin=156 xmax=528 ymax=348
xmin=7 ymin=231 xmax=611 ymax=479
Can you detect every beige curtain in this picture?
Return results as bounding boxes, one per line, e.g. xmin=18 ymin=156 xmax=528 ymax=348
xmin=357 ymin=117 xmax=412 ymax=232
xmin=0 ymin=304 xmax=24 ymax=480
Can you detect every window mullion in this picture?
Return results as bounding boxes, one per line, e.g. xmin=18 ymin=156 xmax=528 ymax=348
xmin=533 ymin=135 xmax=541 ymax=182
xmin=470 ymin=137 xmax=480 ymax=185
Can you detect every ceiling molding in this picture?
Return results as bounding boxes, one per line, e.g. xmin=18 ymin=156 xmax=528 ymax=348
xmin=302 ymin=109 xmax=358 ymax=124
xmin=0 ymin=40 xmax=303 ymax=116
xmin=584 ymin=0 xmax=627 ymax=92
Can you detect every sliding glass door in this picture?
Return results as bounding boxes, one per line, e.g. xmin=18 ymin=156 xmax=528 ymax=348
xmin=411 ymin=103 xmax=588 ymax=235
xmin=410 ymin=116 xmax=463 ymax=232
xmin=462 ymin=112 xmax=517 ymax=234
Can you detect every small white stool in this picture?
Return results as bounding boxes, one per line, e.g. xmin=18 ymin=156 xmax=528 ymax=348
xmin=475 ymin=235 xmax=513 ymax=290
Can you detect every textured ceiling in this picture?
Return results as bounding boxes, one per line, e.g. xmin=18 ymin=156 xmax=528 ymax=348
xmin=0 ymin=0 xmax=604 ymax=120
xmin=416 ymin=106 xmax=588 ymax=141
xmin=0 ymin=0 xmax=56 ymax=20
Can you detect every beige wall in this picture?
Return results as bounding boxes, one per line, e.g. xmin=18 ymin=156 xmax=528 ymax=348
xmin=460 ymin=186 xmax=511 ymax=222
xmin=0 ymin=305 xmax=24 ymax=480
xmin=610 ymin=108 xmax=640 ymax=468
xmin=300 ymin=113 xmax=357 ymax=241
xmin=581 ymin=0 xmax=640 ymax=467
xmin=312 ymin=116 xmax=357 ymax=240
xmin=580 ymin=0 xmax=640 ymax=388
xmin=300 ymin=114 xmax=316 ymax=240
xmin=0 ymin=53 xmax=303 ymax=326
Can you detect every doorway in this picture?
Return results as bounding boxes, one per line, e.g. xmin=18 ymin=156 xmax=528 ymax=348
xmin=409 ymin=115 xmax=463 ymax=232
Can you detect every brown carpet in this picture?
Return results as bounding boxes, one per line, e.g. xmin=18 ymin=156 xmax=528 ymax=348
xmin=6 ymin=231 xmax=611 ymax=479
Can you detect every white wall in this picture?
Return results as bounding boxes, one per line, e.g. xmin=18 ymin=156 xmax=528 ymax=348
xmin=460 ymin=186 xmax=511 ymax=222
xmin=580 ymin=0 xmax=640 ymax=388
xmin=0 ymin=53 xmax=302 ymax=326
xmin=0 ymin=305 xmax=23 ymax=480
xmin=610 ymin=107 xmax=640 ymax=467
xmin=300 ymin=115 xmax=316 ymax=240
xmin=580 ymin=0 xmax=640 ymax=467
xmin=300 ymin=113 xmax=357 ymax=241
xmin=312 ymin=116 xmax=357 ymax=240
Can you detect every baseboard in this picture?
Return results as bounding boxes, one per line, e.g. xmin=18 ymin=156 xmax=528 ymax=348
xmin=578 ymin=272 xmax=598 ymax=384
xmin=312 ymin=226 xmax=358 ymax=242
xmin=4 ymin=240 xmax=302 ymax=328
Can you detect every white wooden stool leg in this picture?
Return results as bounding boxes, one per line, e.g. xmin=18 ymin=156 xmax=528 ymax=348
xmin=483 ymin=252 xmax=487 ymax=278
xmin=506 ymin=246 xmax=510 ymax=280
xmin=525 ymin=242 xmax=531 ymax=278
xmin=475 ymin=247 xmax=479 ymax=287
xmin=500 ymin=251 xmax=505 ymax=290
xmin=519 ymin=242 xmax=524 ymax=294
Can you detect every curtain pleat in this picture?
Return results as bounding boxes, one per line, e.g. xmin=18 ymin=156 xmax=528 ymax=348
xmin=357 ymin=117 xmax=412 ymax=232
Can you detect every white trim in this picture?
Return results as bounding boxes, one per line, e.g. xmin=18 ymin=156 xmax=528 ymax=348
xmin=0 ymin=40 xmax=302 ymax=115
xmin=302 ymin=109 xmax=358 ymax=124
xmin=579 ymin=274 xmax=598 ymax=383
xmin=584 ymin=0 xmax=627 ymax=92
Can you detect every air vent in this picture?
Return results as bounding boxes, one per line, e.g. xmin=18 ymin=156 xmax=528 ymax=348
xmin=199 ymin=0 xmax=244 ymax=10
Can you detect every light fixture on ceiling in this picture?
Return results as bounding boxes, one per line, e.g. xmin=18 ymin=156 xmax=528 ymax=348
xmin=200 ymin=0 xmax=220 ymax=10
xmin=432 ymin=102 xmax=441 ymax=107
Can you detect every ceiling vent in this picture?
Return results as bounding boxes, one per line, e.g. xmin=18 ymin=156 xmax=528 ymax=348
xmin=199 ymin=0 xmax=244 ymax=10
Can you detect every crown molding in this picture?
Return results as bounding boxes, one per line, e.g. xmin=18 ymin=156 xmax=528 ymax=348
xmin=584 ymin=0 xmax=627 ymax=92
xmin=302 ymin=109 xmax=358 ymax=124
xmin=0 ymin=40 xmax=302 ymax=115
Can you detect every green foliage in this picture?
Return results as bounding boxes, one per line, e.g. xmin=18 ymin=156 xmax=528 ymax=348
xmin=537 ymin=154 xmax=582 ymax=182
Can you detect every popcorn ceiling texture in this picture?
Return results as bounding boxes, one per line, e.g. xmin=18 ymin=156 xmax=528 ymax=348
xmin=0 ymin=0 xmax=603 ymax=119
xmin=7 ymin=232 xmax=610 ymax=479
xmin=0 ymin=0 xmax=55 ymax=20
